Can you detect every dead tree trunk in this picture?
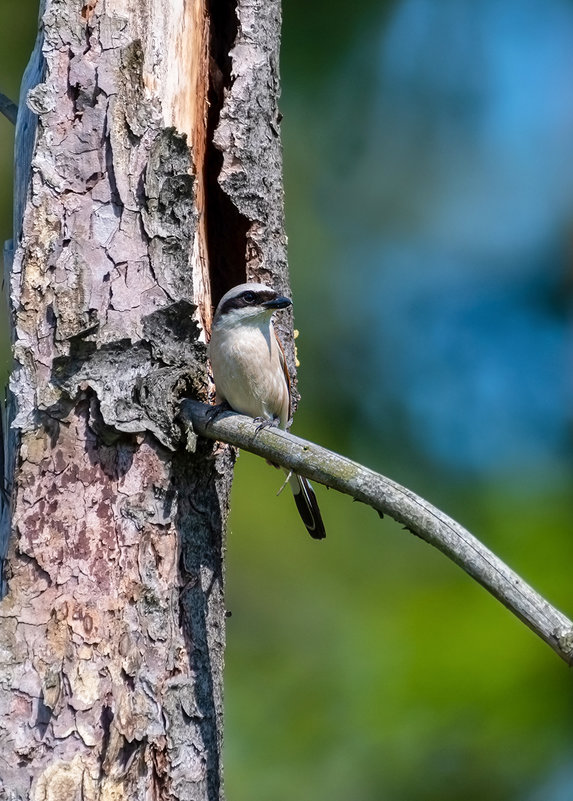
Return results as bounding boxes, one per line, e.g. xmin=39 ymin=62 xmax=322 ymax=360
xmin=0 ymin=0 xmax=291 ymax=798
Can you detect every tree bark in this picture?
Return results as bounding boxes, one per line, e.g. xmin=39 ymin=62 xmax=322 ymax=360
xmin=0 ymin=0 xmax=289 ymax=798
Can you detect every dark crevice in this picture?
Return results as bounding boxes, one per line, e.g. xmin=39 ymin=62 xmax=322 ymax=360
xmin=35 ymin=692 xmax=53 ymax=739
xmin=205 ymin=0 xmax=250 ymax=311
xmin=118 ymin=735 xmax=146 ymax=772
xmin=99 ymin=700 xmax=114 ymax=779
xmin=174 ymin=446 xmax=225 ymax=801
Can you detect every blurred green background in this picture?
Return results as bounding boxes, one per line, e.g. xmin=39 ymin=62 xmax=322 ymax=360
xmin=2 ymin=1 xmax=572 ymax=799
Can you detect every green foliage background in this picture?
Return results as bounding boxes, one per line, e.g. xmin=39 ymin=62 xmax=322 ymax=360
xmin=1 ymin=2 xmax=572 ymax=800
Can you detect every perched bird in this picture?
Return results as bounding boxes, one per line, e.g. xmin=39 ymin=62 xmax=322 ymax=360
xmin=209 ymin=282 xmax=326 ymax=540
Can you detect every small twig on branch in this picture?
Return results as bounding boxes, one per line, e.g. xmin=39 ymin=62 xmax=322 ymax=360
xmin=0 ymin=93 xmax=18 ymax=125
xmin=181 ymin=399 xmax=573 ymax=666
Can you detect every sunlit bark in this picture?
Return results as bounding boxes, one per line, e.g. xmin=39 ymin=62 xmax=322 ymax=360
xmin=0 ymin=0 xmax=290 ymax=797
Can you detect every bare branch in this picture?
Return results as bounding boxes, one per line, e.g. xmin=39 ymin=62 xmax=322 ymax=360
xmin=181 ymin=399 xmax=573 ymax=666
xmin=0 ymin=92 xmax=18 ymax=125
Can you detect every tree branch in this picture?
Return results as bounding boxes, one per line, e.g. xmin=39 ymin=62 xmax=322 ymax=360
xmin=181 ymin=399 xmax=573 ymax=666
xmin=0 ymin=92 xmax=18 ymax=125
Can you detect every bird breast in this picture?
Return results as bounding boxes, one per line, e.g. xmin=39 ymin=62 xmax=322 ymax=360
xmin=209 ymin=321 xmax=289 ymax=427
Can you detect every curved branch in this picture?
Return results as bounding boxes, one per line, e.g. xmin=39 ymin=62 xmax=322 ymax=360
xmin=181 ymin=399 xmax=573 ymax=665
xmin=0 ymin=92 xmax=18 ymax=125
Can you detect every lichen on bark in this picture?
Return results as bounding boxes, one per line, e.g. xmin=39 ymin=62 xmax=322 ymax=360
xmin=1 ymin=1 xmax=226 ymax=798
xmin=0 ymin=0 xmax=290 ymax=798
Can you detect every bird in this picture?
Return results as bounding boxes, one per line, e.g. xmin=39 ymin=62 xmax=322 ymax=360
xmin=209 ymin=282 xmax=326 ymax=540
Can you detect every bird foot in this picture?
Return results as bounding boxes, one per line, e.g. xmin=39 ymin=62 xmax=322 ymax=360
xmin=253 ymin=416 xmax=279 ymax=433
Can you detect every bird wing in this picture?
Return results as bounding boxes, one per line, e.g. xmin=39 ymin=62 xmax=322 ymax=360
xmin=274 ymin=330 xmax=292 ymax=425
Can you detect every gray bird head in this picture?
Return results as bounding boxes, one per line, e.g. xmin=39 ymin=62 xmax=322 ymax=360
xmin=213 ymin=283 xmax=292 ymax=328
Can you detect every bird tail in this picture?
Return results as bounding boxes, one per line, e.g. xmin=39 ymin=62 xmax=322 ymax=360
xmin=288 ymin=473 xmax=326 ymax=540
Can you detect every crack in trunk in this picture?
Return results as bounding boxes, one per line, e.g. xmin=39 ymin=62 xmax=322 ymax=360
xmin=205 ymin=0 xmax=249 ymax=308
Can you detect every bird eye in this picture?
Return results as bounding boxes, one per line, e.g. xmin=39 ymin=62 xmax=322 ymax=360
xmin=242 ymin=291 xmax=256 ymax=303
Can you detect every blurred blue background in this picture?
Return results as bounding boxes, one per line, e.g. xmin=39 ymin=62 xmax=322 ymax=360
xmin=1 ymin=1 xmax=572 ymax=799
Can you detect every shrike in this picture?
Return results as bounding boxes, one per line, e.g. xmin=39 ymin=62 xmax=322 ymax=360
xmin=209 ymin=282 xmax=326 ymax=540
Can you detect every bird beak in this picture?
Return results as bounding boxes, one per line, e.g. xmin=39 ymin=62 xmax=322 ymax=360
xmin=262 ymin=295 xmax=292 ymax=310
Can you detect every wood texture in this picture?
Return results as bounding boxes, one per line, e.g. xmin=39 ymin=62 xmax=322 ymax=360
xmin=183 ymin=401 xmax=573 ymax=667
xmin=209 ymin=0 xmax=296 ymax=387
xmin=0 ymin=0 xmax=289 ymax=798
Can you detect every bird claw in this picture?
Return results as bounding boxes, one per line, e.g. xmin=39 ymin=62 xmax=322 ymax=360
xmin=253 ymin=416 xmax=279 ymax=433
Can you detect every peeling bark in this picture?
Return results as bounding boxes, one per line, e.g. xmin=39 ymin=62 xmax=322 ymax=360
xmin=208 ymin=0 xmax=295 ymax=381
xmin=0 ymin=0 xmax=290 ymax=798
